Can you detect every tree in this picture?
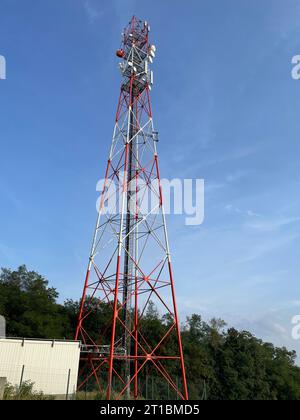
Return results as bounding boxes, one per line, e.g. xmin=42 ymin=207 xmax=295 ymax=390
xmin=1 ymin=265 xmax=300 ymax=400
xmin=0 ymin=265 xmax=66 ymax=338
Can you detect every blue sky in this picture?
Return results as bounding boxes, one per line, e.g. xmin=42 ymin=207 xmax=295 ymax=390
xmin=0 ymin=0 xmax=300 ymax=356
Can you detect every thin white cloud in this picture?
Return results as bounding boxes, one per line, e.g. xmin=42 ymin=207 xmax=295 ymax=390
xmin=246 ymin=210 xmax=261 ymax=218
xmin=205 ymin=182 xmax=225 ymax=193
xmin=234 ymin=234 xmax=298 ymax=264
xmin=83 ymin=0 xmax=104 ymax=23
xmin=226 ymin=170 xmax=250 ymax=183
xmin=197 ymin=146 xmax=260 ymax=169
xmin=245 ymin=216 xmax=300 ymax=233
xmin=225 ymin=204 xmax=260 ymax=218
xmin=225 ymin=204 xmax=242 ymax=214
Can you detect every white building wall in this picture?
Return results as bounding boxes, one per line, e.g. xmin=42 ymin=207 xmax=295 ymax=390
xmin=0 ymin=338 xmax=80 ymax=396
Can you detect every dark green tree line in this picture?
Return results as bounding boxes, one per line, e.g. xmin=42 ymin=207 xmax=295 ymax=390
xmin=1 ymin=266 xmax=300 ymax=400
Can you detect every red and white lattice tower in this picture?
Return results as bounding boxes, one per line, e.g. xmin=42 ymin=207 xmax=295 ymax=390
xmin=75 ymin=16 xmax=188 ymax=400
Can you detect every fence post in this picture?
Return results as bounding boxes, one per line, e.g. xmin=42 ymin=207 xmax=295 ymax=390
xmin=152 ymin=376 xmax=154 ymax=400
xmin=19 ymin=365 xmax=25 ymax=389
xmin=66 ymin=369 xmax=71 ymax=400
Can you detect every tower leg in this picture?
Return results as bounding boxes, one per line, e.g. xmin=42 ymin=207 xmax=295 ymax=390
xmin=107 ymin=141 xmax=130 ymax=400
xmin=168 ymin=261 xmax=189 ymax=400
xmin=107 ymin=255 xmax=122 ymax=400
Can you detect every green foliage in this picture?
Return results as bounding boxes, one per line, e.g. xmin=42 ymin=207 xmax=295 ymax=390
xmin=1 ymin=265 xmax=300 ymax=400
xmin=0 ymin=266 xmax=67 ymax=338
xmin=3 ymin=381 xmax=53 ymax=400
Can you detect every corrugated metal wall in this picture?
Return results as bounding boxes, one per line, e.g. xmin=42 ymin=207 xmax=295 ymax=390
xmin=0 ymin=339 xmax=80 ymax=396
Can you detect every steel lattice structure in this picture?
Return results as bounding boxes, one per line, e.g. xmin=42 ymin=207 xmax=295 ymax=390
xmin=75 ymin=16 xmax=188 ymax=400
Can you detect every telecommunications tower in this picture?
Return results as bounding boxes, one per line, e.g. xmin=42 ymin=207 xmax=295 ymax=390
xmin=75 ymin=16 xmax=188 ymax=400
